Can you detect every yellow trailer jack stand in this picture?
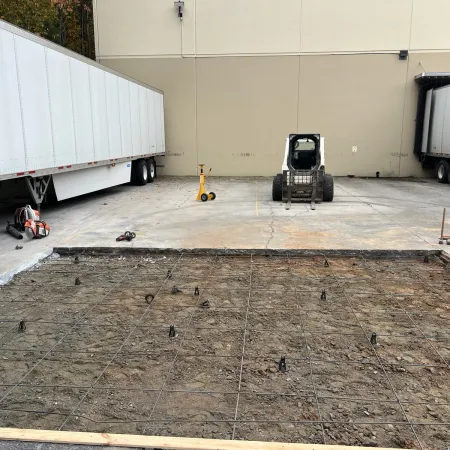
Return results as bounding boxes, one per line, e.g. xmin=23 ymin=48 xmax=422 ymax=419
xmin=196 ymin=164 xmax=216 ymax=202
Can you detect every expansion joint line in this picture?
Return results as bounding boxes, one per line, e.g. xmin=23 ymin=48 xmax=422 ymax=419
xmin=265 ymin=202 xmax=275 ymax=249
xmin=337 ymin=184 xmax=430 ymax=246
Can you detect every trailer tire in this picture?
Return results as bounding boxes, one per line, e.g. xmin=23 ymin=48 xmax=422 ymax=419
xmin=147 ymin=159 xmax=156 ymax=183
xmin=272 ymin=174 xmax=283 ymax=201
xmin=437 ymin=160 xmax=449 ymax=184
xmin=132 ymin=159 xmax=149 ymax=186
xmin=323 ymin=174 xmax=334 ymax=202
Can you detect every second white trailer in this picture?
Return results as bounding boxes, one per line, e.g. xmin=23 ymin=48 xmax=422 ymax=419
xmin=0 ymin=19 xmax=165 ymax=206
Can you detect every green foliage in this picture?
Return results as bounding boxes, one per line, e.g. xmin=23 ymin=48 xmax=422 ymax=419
xmin=0 ymin=0 xmax=95 ymax=59
xmin=0 ymin=0 xmax=58 ymax=39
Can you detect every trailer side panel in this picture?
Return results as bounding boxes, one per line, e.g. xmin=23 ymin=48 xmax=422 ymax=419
xmin=0 ymin=19 xmax=165 ymax=182
xmin=0 ymin=29 xmax=26 ymax=175
xmin=46 ymin=45 xmax=77 ymax=167
xmin=15 ymin=33 xmax=54 ymax=171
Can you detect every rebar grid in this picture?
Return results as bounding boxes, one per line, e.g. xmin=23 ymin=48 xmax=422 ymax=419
xmin=56 ymin=253 xmax=185 ymax=431
xmin=139 ymin=255 xmax=223 ymax=437
xmin=357 ymin=254 xmax=449 ymax=369
xmin=6 ymin=284 xmax=425 ymax=305
xmin=0 ymin=259 xmax=143 ymax=404
xmin=325 ymin=256 xmax=425 ymax=449
xmin=1 ymin=405 xmax=450 ymax=427
xmin=1 ymin=383 xmax=450 ymax=406
xmin=1 ymin=315 xmax=448 ymax=338
xmin=291 ymin=256 xmax=327 ymax=444
xmin=0 ymin=254 xmax=448 ymax=447
xmin=228 ymin=256 xmax=253 ymax=439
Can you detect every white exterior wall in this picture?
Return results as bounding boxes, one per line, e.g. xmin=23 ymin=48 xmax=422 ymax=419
xmin=95 ymin=0 xmax=450 ymax=58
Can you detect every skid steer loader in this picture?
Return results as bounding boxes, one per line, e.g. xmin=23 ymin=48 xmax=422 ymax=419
xmin=272 ymin=134 xmax=334 ymax=210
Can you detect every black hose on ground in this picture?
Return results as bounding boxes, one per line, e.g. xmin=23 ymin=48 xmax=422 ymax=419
xmin=6 ymin=223 xmax=23 ymax=240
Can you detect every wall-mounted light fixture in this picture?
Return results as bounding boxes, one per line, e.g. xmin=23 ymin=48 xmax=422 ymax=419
xmin=399 ymin=50 xmax=408 ymax=61
xmin=174 ymin=1 xmax=184 ymax=20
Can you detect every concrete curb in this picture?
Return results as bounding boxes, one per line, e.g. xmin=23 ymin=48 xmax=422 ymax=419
xmin=2 ymin=247 xmax=447 ymax=286
xmin=54 ymin=247 xmax=442 ymax=258
xmin=0 ymin=249 xmax=53 ymax=286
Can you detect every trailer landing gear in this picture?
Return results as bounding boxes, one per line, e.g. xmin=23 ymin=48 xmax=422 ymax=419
xmin=25 ymin=176 xmax=51 ymax=212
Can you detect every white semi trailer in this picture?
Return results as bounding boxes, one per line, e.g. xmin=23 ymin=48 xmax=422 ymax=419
xmin=415 ymin=73 xmax=450 ymax=183
xmin=0 ymin=19 xmax=165 ymax=209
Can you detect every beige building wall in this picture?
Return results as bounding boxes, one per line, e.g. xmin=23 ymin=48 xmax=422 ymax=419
xmin=95 ymin=0 xmax=450 ymax=176
xmin=297 ymin=54 xmax=408 ymax=178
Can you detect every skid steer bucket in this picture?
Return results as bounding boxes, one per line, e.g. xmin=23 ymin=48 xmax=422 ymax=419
xmin=283 ymin=168 xmax=325 ymax=210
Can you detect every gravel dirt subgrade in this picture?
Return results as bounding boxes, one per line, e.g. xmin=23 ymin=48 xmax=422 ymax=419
xmin=0 ymin=253 xmax=449 ymax=449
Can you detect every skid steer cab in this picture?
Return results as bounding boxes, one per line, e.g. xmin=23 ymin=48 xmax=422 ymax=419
xmin=272 ymin=134 xmax=334 ymax=210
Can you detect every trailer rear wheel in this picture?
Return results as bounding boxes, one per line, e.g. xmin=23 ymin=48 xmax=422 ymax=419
xmin=132 ymin=159 xmax=149 ymax=185
xmin=323 ymin=174 xmax=334 ymax=202
xmin=147 ymin=159 xmax=156 ymax=183
xmin=437 ymin=160 xmax=449 ymax=184
xmin=272 ymin=174 xmax=283 ymax=201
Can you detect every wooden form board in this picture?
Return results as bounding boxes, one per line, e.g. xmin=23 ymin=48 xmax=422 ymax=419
xmin=0 ymin=427 xmax=398 ymax=450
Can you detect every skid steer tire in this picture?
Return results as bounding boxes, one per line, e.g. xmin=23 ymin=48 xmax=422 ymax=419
xmin=323 ymin=173 xmax=334 ymax=202
xmin=272 ymin=174 xmax=283 ymax=201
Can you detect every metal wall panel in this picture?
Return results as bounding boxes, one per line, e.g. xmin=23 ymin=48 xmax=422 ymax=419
xmin=0 ymin=29 xmax=26 ymax=175
xmin=298 ymin=54 xmax=407 ymax=177
xmin=70 ymin=58 xmax=95 ymax=163
xmin=46 ymin=47 xmax=77 ymax=167
xmin=195 ymin=0 xmax=302 ymax=55
xmin=90 ymin=66 xmax=110 ymax=161
xmin=411 ymin=0 xmax=450 ymax=51
xmin=196 ymin=56 xmax=298 ymax=176
xmin=118 ymin=78 xmax=132 ymax=157
xmin=129 ymin=83 xmax=142 ymax=157
xmin=105 ymin=72 xmax=122 ymax=159
xmin=14 ymin=34 xmax=54 ymax=171
xmin=95 ymin=0 xmax=181 ymax=57
xmin=301 ymin=0 xmax=411 ymax=53
xmin=139 ymin=86 xmax=150 ymax=155
xmin=95 ymin=0 xmax=450 ymax=57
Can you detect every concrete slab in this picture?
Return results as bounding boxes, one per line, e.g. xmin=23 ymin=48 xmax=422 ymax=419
xmin=1 ymin=177 xmax=450 ymax=284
